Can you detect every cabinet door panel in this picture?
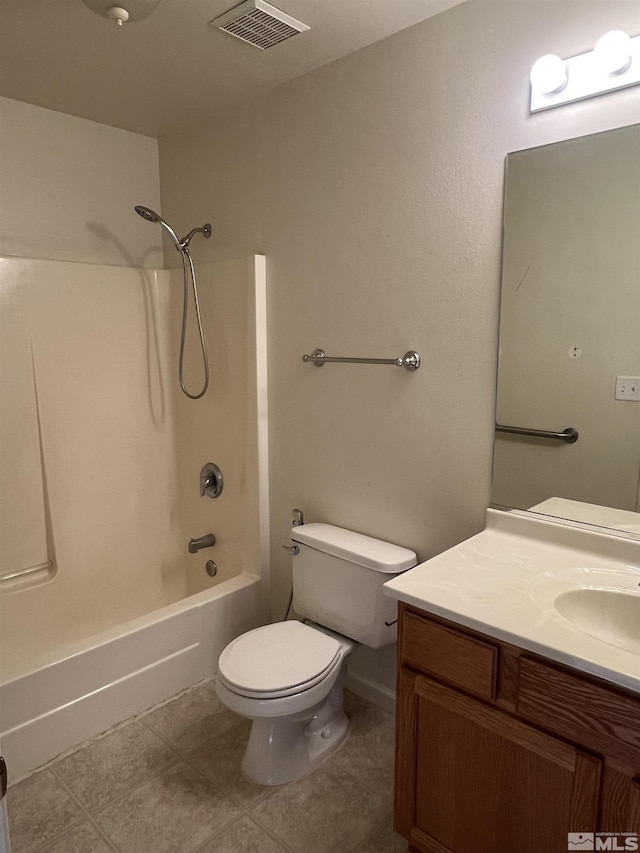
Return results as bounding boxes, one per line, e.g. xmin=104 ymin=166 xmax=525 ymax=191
xmin=413 ymin=675 xmax=601 ymax=853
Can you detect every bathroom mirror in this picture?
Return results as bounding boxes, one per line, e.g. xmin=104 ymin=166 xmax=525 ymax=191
xmin=492 ymin=123 xmax=640 ymax=535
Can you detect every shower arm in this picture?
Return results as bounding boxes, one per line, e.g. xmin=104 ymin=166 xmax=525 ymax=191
xmin=179 ymin=224 xmax=212 ymax=250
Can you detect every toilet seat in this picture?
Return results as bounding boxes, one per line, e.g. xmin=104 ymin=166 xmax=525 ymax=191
xmin=217 ymin=621 xmax=343 ymax=700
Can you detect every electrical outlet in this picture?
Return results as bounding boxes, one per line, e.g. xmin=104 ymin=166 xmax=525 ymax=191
xmin=615 ymin=376 xmax=640 ymax=401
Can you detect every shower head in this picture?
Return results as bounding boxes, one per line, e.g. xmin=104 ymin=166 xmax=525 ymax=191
xmin=134 ymin=205 xmax=181 ymax=249
xmin=134 ymin=205 xmax=212 ymax=251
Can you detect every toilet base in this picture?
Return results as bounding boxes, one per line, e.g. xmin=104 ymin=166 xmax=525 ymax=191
xmin=241 ymin=674 xmax=349 ymax=786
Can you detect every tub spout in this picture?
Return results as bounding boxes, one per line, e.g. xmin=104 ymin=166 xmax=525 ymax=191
xmin=188 ymin=533 xmax=216 ymax=553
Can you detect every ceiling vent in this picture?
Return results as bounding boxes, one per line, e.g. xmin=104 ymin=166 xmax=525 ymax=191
xmin=210 ymin=0 xmax=310 ymax=50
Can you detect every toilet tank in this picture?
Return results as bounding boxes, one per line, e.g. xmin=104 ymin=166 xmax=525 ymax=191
xmin=290 ymin=523 xmax=417 ymax=648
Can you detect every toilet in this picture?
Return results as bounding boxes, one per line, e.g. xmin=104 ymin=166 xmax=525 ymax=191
xmin=215 ymin=523 xmax=417 ymax=785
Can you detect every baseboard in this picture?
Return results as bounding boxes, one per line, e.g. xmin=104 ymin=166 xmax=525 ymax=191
xmin=344 ymin=670 xmax=396 ymax=716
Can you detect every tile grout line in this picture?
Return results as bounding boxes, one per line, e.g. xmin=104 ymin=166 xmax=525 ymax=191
xmin=84 ymin=756 xmax=237 ymax=853
xmin=135 ymin=714 xmax=273 ymax=816
xmin=181 ymin=813 xmax=246 ymax=853
xmin=25 ymin=768 xmax=106 ymax=853
xmin=51 ymin=769 xmax=123 ymax=853
xmin=143 ymin=704 xmax=300 ymax=853
xmin=242 ymin=809 xmax=299 ymax=853
xmin=349 ymin=808 xmax=395 ymax=853
xmin=173 ymin=735 xmax=287 ymax=823
xmin=91 ymin=754 xmax=183 ymax=817
xmin=16 ymin=684 xmax=396 ymax=853
xmin=139 ymin=709 xmax=247 ymax=762
xmin=319 ymin=736 xmax=396 ymax=800
xmin=137 ymin=710 xmax=283 ymax=814
xmin=87 ymin=751 xmax=256 ymax=850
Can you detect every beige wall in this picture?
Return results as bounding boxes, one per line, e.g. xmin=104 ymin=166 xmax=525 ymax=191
xmin=158 ymin=0 xmax=640 ymax=693
xmin=0 ymin=97 xmax=162 ymax=267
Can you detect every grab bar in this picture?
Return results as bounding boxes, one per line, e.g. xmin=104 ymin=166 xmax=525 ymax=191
xmin=303 ymin=348 xmax=421 ymax=372
xmin=495 ymin=424 xmax=579 ymax=444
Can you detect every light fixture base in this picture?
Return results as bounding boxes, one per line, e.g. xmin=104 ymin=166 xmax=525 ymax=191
xmin=530 ymin=32 xmax=640 ymax=113
xmin=80 ymin=0 xmax=162 ymax=24
xmin=107 ymin=6 xmax=129 ymax=25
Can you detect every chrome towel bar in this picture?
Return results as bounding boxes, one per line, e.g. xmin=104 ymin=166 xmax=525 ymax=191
xmin=303 ymin=348 xmax=421 ymax=372
xmin=496 ymin=424 xmax=579 ymax=444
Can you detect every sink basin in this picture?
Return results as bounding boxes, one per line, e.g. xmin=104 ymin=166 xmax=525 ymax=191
xmin=555 ymin=589 xmax=640 ymax=655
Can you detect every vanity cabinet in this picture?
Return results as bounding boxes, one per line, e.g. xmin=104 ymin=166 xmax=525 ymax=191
xmin=395 ymin=603 xmax=640 ymax=853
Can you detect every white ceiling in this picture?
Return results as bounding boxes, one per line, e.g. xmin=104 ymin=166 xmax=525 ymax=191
xmin=0 ymin=0 xmax=465 ymax=137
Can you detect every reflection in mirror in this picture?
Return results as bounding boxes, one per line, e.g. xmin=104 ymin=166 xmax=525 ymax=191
xmin=492 ymin=124 xmax=640 ymax=535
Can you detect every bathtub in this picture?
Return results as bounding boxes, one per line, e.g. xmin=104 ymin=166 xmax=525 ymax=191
xmin=0 ymin=253 xmax=270 ymax=783
xmin=0 ymin=572 xmax=268 ymax=782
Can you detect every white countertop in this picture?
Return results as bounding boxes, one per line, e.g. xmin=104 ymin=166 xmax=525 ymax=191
xmin=529 ymin=497 xmax=640 ymax=535
xmin=384 ymin=508 xmax=640 ymax=694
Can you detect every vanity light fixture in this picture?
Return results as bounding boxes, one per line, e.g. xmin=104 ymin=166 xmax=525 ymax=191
xmin=530 ymin=30 xmax=640 ymax=112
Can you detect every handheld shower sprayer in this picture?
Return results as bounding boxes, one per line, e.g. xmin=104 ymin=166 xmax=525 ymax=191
xmin=135 ymin=204 xmax=212 ymax=399
xmin=134 ymin=205 xmax=211 ymax=251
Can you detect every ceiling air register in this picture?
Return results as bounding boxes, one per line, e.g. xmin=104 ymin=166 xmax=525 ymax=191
xmin=210 ymin=0 xmax=310 ymax=50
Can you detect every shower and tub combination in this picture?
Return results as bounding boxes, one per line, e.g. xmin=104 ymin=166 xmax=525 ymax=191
xmin=0 ymin=210 xmax=270 ymax=781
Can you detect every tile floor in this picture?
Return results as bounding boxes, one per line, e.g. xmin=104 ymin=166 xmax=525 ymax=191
xmin=6 ymin=680 xmax=408 ymax=853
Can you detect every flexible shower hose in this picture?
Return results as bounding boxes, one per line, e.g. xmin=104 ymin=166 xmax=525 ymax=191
xmin=179 ymin=247 xmax=209 ymax=400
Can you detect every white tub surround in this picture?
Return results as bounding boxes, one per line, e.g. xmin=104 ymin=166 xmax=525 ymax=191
xmin=384 ymin=508 xmax=640 ymax=694
xmin=0 ymin=254 xmax=270 ymax=782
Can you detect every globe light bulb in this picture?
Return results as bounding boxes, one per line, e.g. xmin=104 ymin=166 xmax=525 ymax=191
xmin=530 ymin=54 xmax=569 ymax=95
xmin=594 ymin=30 xmax=632 ymax=75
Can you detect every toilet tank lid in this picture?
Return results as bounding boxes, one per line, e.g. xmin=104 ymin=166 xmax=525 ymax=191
xmin=290 ymin=523 xmax=417 ymax=573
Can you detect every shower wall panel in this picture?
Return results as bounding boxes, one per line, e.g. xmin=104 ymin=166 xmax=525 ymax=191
xmin=0 ymin=255 xmax=265 ymax=683
xmin=167 ymin=257 xmax=267 ymax=596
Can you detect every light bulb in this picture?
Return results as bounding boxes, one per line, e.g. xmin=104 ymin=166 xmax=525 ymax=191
xmin=530 ymin=54 xmax=568 ymax=95
xmin=594 ymin=30 xmax=632 ymax=75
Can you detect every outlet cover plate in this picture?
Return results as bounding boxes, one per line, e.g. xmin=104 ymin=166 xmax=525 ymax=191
xmin=615 ymin=376 xmax=640 ymax=401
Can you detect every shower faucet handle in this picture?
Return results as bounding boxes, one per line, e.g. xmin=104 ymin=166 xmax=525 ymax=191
xmin=200 ymin=463 xmax=223 ymax=499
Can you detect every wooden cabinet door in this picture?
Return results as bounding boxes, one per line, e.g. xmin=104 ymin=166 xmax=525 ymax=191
xmin=396 ymin=670 xmax=601 ymax=853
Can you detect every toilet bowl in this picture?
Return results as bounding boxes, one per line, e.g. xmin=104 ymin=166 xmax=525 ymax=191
xmin=216 ymin=620 xmax=355 ymax=785
xmin=215 ymin=522 xmax=417 ymax=786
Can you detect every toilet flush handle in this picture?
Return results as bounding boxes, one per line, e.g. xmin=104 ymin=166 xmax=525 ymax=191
xmin=282 ymin=544 xmax=300 ymax=555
